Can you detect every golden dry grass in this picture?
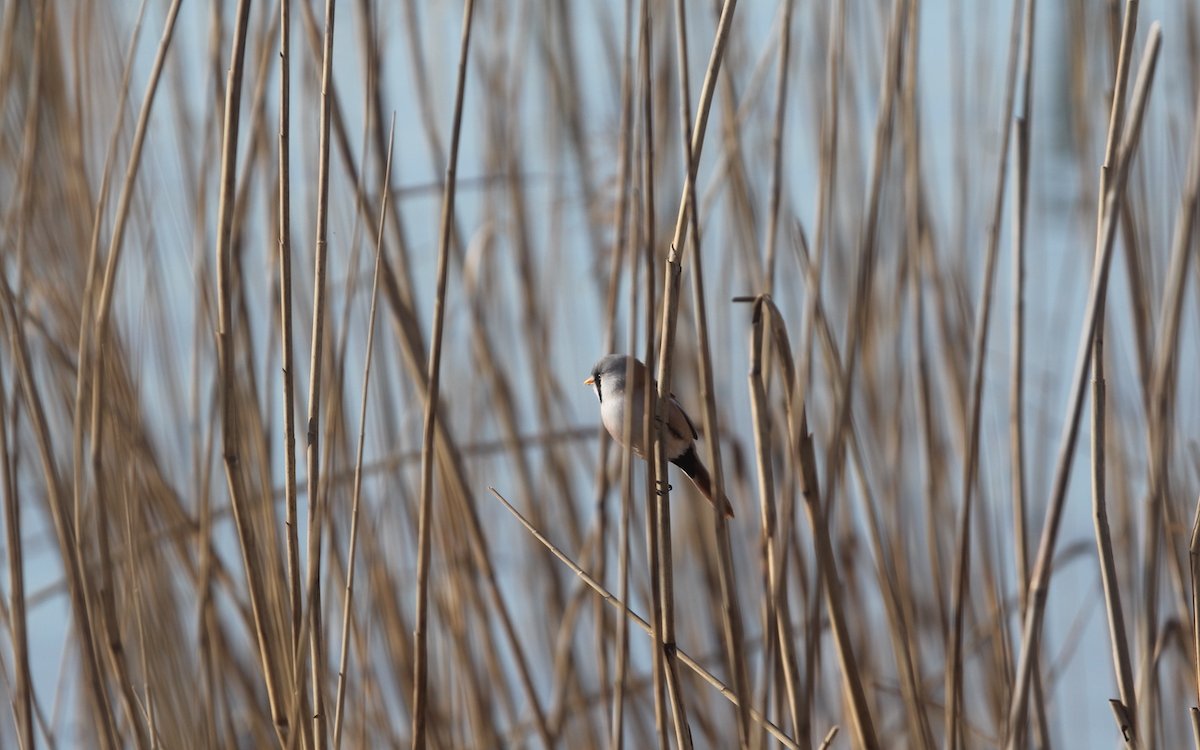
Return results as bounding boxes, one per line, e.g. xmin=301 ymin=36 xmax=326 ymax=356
xmin=1 ymin=0 xmax=1199 ymax=748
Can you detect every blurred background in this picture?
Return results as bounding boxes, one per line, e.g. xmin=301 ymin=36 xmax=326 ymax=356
xmin=1 ymin=0 xmax=1198 ymax=747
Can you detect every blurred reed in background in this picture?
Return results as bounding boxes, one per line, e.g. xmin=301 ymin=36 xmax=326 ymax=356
xmin=1 ymin=0 xmax=1199 ymax=748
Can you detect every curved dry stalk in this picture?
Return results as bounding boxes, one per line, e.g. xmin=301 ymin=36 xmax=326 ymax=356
xmin=9 ymin=2 xmax=123 ymax=746
xmin=62 ymin=1 xmax=151 ymax=745
xmin=746 ymin=298 xmax=803 ymax=741
xmin=750 ymin=295 xmax=878 ymax=749
xmin=76 ymin=5 xmax=186 ymax=745
xmin=2 ymin=277 xmax=119 ymax=749
xmin=72 ymin=0 xmax=147 ymax=588
xmin=489 ymin=488 xmax=803 ymax=750
xmin=86 ymin=34 xmax=189 ymax=727
xmin=1090 ymin=3 xmax=1141 ymax=745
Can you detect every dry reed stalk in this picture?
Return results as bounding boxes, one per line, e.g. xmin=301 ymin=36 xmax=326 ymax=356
xmin=817 ymin=726 xmax=839 ymax=750
xmin=802 ymin=5 xmax=907 ymax=745
xmin=745 ymin=296 xmax=804 ymax=742
xmin=2 ymin=275 xmax=119 ymax=750
xmin=331 ymin=112 xmax=395 ymax=749
xmin=8 ymin=2 xmax=121 ymax=746
xmin=0 ymin=0 xmax=21 ymax=105
xmin=684 ymin=185 xmax=749 ymax=747
xmin=411 ymin=1 xmax=475 ymax=747
xmin=604 ymin=3 xmax=638 ymax=746
xmin=660 ymin=5 xmax=695 ymax=749
xmin=1143 ymin=26 xmax=1200 ymax=750
xmin=492 ymin=21 xmax=588 ymax=568
xmin=611 ymin=442 xmax=633 ymax=750
xmin=1009 ymin=0 xmax=1036 ymax=620
xmin=192 ymin=32 xmax=224 ymax=733
xmin=385 ymin=34 xmax=578 ymax=737
xmin=895 ymin=5 xmax=940 ymax=747
xmin=300 ymin=3 xmax=551 ymax=738
xmin=681 ymin=8 xmax=757 ymax=745
xmin=543 ymin=1 xmax=608 ymax=271
xmin=1089 ymin=3 xmax=1141 ymax=745
xmin=86 ymin=3 xmax=187 ymax=747
xmin=1157 ymin=58 xmax=1200 ymax=750
xmin=88 ymin=0 xmax=181 ymax=341
xmin=71 ymin=0 xmax=146 ymax=595
xmin=300 ymin=0 xmax=340 ymax=743
xmin=62 ymin=4 xmax=149 ymax=743
xmin=710 ymin=27 xmax=764 ymax=295
xmin=751 ymin=292 xmax=879 ymax=749
xmin=277 ymin=0 xmax=303 ymax=680
xmin=820 ymin=0 xmax=905 ymax=552
xmin=120 ymin=465 xmax=157 ymax=749
xmin=637 ymin=13 xmax=663 ymax=729
xmin=653 ymin=0 xmax=743 ymax=746
xmin=0 ymin=359 xmax=32 ymax=749
xmin=613 ymin=138 xmax=643 ymax=750
xmin=761 ymin=0 xmax=793 ymax=294
xmin=800 ymin=280 xmax=931 ymax=748
xmin=213 ymin=0 xmax=291 ymax=743
xmin=1191 ymin=493 xmax=1200 ymax=748
xmin=1006 ymin=23 xmax=1161 ymax=747
xmin=797 ymin=0 xmax=842 ymax=419
xmin=1013 ymin=111 xmax=1054 ymax=749
xmin=603 ymin=3 xmax=659 ymax=746
xmin=795 ymin=9 xmax=844 ymax=740
xmin=944 ymin=0 xmax=1026 ymax=743
xmin=5 ymin=1 xmax=1200 ymax=746
xmin=1008 ymin=132 xmax=1029 ymax=653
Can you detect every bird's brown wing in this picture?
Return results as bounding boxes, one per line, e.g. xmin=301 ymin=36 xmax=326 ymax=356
xmin=668 ymin=395 xmax=699 ymax=440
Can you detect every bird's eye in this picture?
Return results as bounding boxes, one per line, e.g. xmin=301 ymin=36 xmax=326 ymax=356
xmin=593 ymin=374 xmax=602 ymax=402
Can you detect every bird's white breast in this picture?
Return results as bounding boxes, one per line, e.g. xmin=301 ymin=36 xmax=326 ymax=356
xmin=600 ymin=388 xmax=691 ymax=460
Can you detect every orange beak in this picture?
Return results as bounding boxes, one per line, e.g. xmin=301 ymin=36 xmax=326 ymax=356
xmin=583 ymin=376 xmax=595 ymax=386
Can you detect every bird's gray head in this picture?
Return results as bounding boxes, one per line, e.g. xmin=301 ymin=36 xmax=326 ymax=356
xmin=585 ymin=354 xmax=634 ymax=403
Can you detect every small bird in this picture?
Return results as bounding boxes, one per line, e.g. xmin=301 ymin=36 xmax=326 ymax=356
xmin=585 ymin=354 xmax=734 ymax=517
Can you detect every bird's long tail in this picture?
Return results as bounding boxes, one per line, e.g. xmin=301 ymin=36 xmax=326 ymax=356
xmin=670 ymin=446 xmax=735 ymax=518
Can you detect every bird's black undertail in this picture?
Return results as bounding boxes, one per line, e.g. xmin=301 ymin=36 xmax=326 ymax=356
xmin=670 ymin=446 xmax=735 ymax=518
